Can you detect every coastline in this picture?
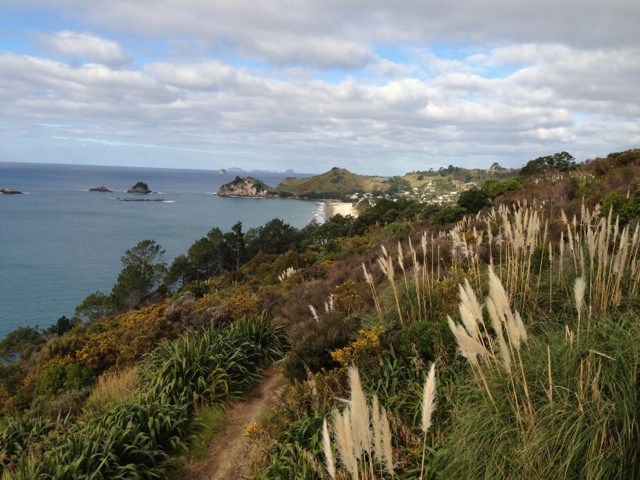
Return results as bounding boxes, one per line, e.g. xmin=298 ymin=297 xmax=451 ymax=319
xmin=316 ymin=200 xmax=358 ymax=223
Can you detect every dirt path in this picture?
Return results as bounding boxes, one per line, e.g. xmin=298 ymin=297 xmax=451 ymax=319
xmin=182 ymin=366 xmax=286 ymax=480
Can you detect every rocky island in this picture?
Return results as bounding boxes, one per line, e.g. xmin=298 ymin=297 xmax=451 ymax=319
xmin=1 ymin=188 xmax=23 ymax=194
xmin=217 ymin=176 xmax=278 ymax=198
xmin=127 ymin=182 xmax=152 ymax=194
xmin=89 ymin=185 xmax=113 ymax=193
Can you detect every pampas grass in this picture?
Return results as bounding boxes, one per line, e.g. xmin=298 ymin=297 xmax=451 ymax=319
xmin=323 ymin=418 xmax=336 ymax=478
xmin=419 ymin=363 xmax=437 ymax=480
xmin=324 ymin=366 xmax=398 ymax=479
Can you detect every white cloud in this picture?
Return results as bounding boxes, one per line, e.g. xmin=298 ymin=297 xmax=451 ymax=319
xmin=38 ymin=31 xmax=131 ymax=67
xmin=0 ymin=0 xmax=639 ymax=174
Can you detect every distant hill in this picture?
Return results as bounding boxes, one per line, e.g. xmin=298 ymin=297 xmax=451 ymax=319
xmin=218 ymin=165 xmax=521 ymax=201
xmin=273 ymin=168 xmax=389 ymax=200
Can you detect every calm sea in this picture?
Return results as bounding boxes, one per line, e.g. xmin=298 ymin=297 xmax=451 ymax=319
xmin=0 ymin=162 xmax=319 ymax=339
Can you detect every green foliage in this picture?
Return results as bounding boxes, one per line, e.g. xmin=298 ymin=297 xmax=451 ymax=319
xmin=0 ymin=415 xmax=56 ymax=471
xmin=42 ymin=316 xmax=79 ymax=337
xmin=110 ymin=239 xmax=167 ymax=312
xmin=482 ymin=176 xmax=524 ymax=198
xmin=432 ymin=205 xmax=466 ymax=225
xmin=396 ymin=318 xmax=456 ymax=365
xmin=245 ymin=218 xmax=301 ymax=256
xmin=0 ymin=327 xmax=43 ymax=363
xmin=601 ymin=189 xmax=640 ymax=225
xmin=34 ymin=363 xmax=94 ymax=399
xmin=35 ymin=398 xmax=191 ymax=479
xmin=520 ymin=151 xmax=576 ymax=176
xmin=257 ymin=412 xmax=325 ymax=479
xmin=456 ymin=187 xmax=491 ymax=214
xmin=284 ymin=313 xmax=357 ymax=381
xmin=139 ymin=316 xmax=288 ymax=408
xmin=438 ymin=313 xmax=640 ymax=479
xmin=75 ymin=291 xmax=112 ymax=322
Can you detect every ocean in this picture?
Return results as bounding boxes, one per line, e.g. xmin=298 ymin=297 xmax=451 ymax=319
xmin=0 ymin=162 xmax=319 ymax=339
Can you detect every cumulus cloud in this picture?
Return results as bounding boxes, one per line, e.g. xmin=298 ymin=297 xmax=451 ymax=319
xmin=0 ymin=0 xmax=639 ymax=174
xmin=38 ymin=31 xmax=132 ymax=67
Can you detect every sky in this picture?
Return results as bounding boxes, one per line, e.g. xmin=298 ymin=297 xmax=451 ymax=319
xmin=0 ymin=1 xmax=639 ymax=176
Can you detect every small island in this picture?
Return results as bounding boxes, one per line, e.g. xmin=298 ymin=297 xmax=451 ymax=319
xmin=89 ymin=185 xmax=113 ymax=193
xmin=127 ymin=182 xmax=152 ymax=194
xmin=217 ymin=176 xmax=278 ymax=198
xmin=1 ymin=188 xmax=23 ymax=195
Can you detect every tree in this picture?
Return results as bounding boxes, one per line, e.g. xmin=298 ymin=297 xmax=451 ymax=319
xmin=457 ymin=187 xmax=491 ymax=214
xmin=76 ymin=291 xmax=112 ymax=322
xmin=43 ymin=316 xmax=79 ymax=337
xmin=223 ymin=222 xmax=245 ymax=271
xmin=110 ymin=239 xmax=167 ymax=312
xmin=520 ymin=151 xmax=575 ymax=176
xmin=0 ymin=327 xmax=43 ymax=363
xmin=432 ymin=205 xmax=466 ymax=226
xmin=246 ymin=218 xmax=300 ymax=256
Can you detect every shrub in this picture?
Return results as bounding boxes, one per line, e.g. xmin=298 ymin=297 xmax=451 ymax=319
xmin=34 ymin=363 xmax=94 ymax=400
xmin=284 ymin=312 xmax=358 ymax=381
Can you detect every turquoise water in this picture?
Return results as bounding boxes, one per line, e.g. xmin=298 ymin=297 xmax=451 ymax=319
xmin=0 ymin=163 xmax=318 ymax=339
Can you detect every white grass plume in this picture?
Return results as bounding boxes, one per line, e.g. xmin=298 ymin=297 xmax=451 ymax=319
xmin=380 ymin=406 xmax=394 ymax=477
xmin=322 ymin=418 xmax=336 ymax=478
xmin=458 ymin=278 xmax=484 ymax=341
xmin=447 ymin=316 xmax=489 ymax=367
xmin=348 ymin=365 xmax=370 ymax=460
xmin=421 ymin=363 xmax=437 ymax=433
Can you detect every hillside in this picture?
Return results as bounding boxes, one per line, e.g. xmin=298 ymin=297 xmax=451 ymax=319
xmin=273 ymin=167 xmax=388 ymax=199
xmin=2 ymin=149 xmax=640 ymax=479
xmin=220 ymin=164 xmax=520 ymax=202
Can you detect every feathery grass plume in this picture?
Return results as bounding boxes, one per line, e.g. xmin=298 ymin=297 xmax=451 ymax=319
xmin=574 ymin=276 xmax=586 ymax=343
xmin=447 ymin=316 xmax=489 ymax=367
xmin=371 ymin=394 xmax=382 ymax=468
xmin=362 ymin=263 xmax=383 ymax=321
xmin=323 ymin=418 xmax=336 ymax=478
xmin=325 ymin=294 xmax=335 ymax=313
xmin=309 ymin=304 xmax=319 ymax=322
xmin=419 ymin=362 xmax=437 ymax=480
xmin=333 ymin=408 xmax=357 ymax=479
xmin=421 ymin=363 xmax=437 ymax=433
xmin=485 ymin=297 xmax=511 ymax=373
xmin=488 ymin=267 xmax=524 ymax=352
xmin=458 ymin=278 xmax=484 ymax=342
xmin=378 ymin=247 xmax=403 ymax=324
xmin=380 ymin=406 xmax=394 ymax=477
xmin=348 ymin=365 xmax=371 ymax=461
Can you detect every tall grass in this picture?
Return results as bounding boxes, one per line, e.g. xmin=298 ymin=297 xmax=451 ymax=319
xmin=84 ymin=365 xmax=139 ymax=413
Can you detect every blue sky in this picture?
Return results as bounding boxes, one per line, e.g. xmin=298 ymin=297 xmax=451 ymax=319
xmin=1 ymin=0 xmax=638 ymax=176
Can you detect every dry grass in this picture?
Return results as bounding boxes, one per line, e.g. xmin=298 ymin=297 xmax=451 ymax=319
xmin=84 ymin=366 xmax=139 ymax=413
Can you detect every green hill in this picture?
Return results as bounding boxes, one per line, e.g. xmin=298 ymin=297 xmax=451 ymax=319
xmin=272 ymin=167 xmax=388 ymax=199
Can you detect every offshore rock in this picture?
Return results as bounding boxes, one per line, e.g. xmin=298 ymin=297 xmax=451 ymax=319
xmin=89 ymin=185 xmax=113 ymax=192
xmin=127 ymin=182 xmax=152 ymax=194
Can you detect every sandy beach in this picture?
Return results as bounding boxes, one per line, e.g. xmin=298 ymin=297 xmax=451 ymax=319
xmin=322 ymin=200 xmax=358 ymax=220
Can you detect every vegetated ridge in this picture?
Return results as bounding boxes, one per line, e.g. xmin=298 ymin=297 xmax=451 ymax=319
xmin=3 ymin=149 xmax=640 ymax=479
xmin=218 ymin=164 xmax=520 ymax=201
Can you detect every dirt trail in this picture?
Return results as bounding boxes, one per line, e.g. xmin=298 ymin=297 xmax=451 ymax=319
xmin=182 ymin=366 xmax=286 ymax=480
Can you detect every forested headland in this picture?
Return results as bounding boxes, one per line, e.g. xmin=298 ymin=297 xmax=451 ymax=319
xmin=2 ymin=149 xmax=640 ymax=479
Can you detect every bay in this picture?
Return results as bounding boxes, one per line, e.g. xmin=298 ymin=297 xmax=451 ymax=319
xmin=0 ymin=162 xmax=319 ymax=339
